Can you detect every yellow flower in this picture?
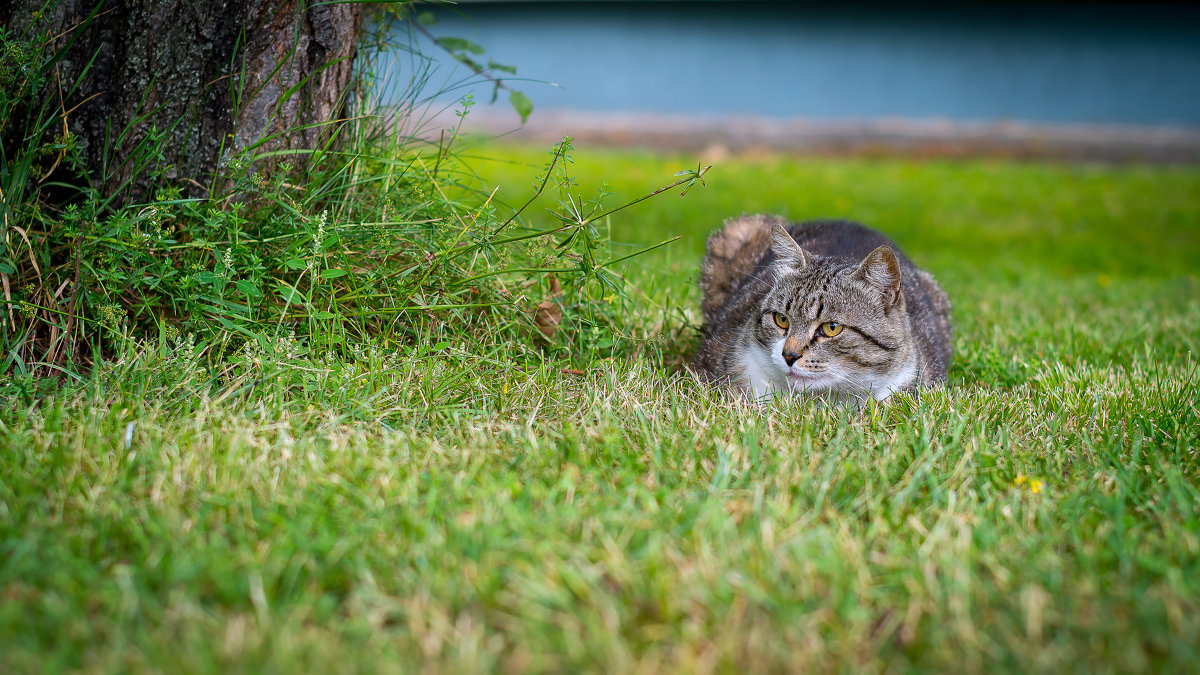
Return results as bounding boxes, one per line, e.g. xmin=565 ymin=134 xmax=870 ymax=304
xmin=1015 ymin=474 xmax=1044 ymax=494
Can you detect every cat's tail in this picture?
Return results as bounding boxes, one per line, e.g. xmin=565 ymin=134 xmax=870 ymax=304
xmin=699 ymin=214 xmax=785 ymax=323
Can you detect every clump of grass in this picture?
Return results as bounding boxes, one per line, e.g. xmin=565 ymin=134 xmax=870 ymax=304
xmin=0 ymin=10 xmax=707 ymax=382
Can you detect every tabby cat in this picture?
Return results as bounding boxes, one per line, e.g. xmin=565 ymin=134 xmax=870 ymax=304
xmin=693 ymin=215 xmax=952 ymax=402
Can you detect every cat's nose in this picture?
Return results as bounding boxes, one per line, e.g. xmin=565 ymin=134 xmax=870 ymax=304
xmin=783 ymin=348 xmax=800 ymax=367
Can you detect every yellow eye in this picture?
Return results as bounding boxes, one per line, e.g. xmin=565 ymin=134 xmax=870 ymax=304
xmin=773 ymin=312 xmax=790 ymax=329
xmin=820 ymin=321 xmax=843 ymax=337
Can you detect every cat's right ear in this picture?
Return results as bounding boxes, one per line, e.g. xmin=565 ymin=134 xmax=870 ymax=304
xmin=854 ymin=245 xmax=903 ymax=306
xmin=770 ymin=222 xmax=809 ymax=270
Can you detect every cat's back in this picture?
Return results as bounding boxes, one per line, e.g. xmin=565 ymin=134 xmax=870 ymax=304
xmin=699 ymin=216 xmax=900 ymax=324
xmin=784 ymin=219 xmax=903 ymax=260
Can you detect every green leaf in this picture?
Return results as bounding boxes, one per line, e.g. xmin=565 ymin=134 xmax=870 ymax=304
xmin=276 ymin=281 xmax=302 ymax=304
xmin=235 ymin=280 xmax=262 ymax=298
xmin=284 ymin=258 xmax=307 ymax=270
xmin=0 ymin=262 xmax=14 ymax=275
xmin=313 ymin=311 xmax=336 ymax=320
xmin=320 ymin=268 xmax=348 ymax=279
xmin=436 ymin=37 xmax=485 ymax=55
xmin=509 ymin=90 xmax=533 ymax=124
xmin=214 ymin=315 xmax=256 ymax=338
xmin=457 ymin=56 xmax=484 ymax=74
xmin=197 ymin=295 xmax=249 ymax=314
xmin=194 ymin=271 xmax=220 ymax=285
xmin=488 ymin=60 xmax=516 ymax=75
xmin=254 ymin=332 xmax=274 ymax=352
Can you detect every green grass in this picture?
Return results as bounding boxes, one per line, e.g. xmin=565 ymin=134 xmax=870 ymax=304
xmin=3 ymin=147 xmax=1199 ymax=673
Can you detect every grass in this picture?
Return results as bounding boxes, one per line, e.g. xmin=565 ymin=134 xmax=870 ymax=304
xmin=2 ymin=146 xmax=1199 ymax=673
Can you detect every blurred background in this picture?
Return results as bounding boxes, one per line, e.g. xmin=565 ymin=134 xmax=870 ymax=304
xmin=388 ymin=0 xmax=1200 ymax=161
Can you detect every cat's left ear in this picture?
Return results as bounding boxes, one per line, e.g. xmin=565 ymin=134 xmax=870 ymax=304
xmin=855 ymin=245 xmax=902 ymax=306
xmin=770 ymin=222 xmax=809 ymax=270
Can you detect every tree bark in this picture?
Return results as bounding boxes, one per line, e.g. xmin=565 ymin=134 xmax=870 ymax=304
xmin=4 ymin=0 xmax=363 ymax=200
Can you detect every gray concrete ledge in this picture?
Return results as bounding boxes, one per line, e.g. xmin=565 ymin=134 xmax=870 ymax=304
xmin=425 ymin=108 xmax=1200 ymax=163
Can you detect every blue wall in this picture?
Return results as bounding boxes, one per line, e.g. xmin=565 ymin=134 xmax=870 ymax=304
xmin=398 ymin=1 xmax=1200 ymax=125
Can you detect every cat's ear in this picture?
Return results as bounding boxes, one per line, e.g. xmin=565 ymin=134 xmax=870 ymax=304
xmin=855 ymin=245 xmax=902 ymax=306
xmin=769 ymin=222 xmax=809 ymax=270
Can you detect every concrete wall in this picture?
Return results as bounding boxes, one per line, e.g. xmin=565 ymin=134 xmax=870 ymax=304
xmin=395 ymin=1 xmax=1200 ymax=126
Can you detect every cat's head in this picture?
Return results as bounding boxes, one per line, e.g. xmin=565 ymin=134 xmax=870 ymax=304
xmin=739 ymin=223 xmax=917 ymax=400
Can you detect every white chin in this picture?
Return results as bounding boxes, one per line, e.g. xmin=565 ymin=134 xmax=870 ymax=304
xmin=785 ymin=372 xmax=837 ymax=393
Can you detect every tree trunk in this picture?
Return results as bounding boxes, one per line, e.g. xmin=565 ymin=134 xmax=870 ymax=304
xmin=4 ymin=0 xmax=363 ymax=200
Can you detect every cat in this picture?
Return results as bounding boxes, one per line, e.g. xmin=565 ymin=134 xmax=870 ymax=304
xmin=693 ymin=215 xmax=952 ymax=403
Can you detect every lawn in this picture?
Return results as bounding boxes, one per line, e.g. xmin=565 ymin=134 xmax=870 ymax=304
xmin=2 ymin=145 xmax=1199 ymax=672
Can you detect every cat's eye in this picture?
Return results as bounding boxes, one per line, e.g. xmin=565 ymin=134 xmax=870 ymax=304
xmin=773 ymin=312 xmax=790 ymax=329
xmin=820 ymin=321 xmax=843 ymax=337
